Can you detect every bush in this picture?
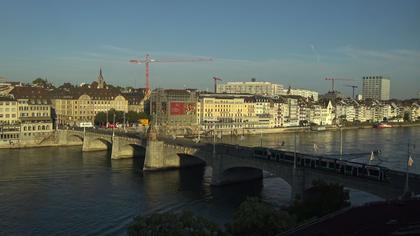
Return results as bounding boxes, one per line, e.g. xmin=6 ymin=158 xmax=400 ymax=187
xmin=288 ymin=180 xmax=350 ymax=222
xmin=127 ymin=211 xmax=226 ymax=236
xmin=228 ymin=197 xmax=295 ymax=236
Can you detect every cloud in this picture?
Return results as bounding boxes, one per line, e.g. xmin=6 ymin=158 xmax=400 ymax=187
xmin=100 ymin=44 xmax=136 ymax=54
xmin=337 ymin=45 xmax=420 ymax=62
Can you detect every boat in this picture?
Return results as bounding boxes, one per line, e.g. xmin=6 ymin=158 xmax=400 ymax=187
xmin=375 ymin=123 xmax=393 ymax=128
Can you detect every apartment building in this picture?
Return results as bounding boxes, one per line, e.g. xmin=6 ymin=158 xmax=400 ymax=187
xmin=51 ymin=88 xmax=128 ymax=125
xmin=0 ymin=96 xmax=20 ymax=142
xmin=362 ymin=76 xmax=391 ymax=100
xmin=216 ymin=79 xmax=283 ymax=96
xmin=8 ymin=87 xmax=54 ymax=139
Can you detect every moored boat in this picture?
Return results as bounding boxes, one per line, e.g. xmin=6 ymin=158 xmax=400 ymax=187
xmin=375 ymin=123 xmax=393 ymax=128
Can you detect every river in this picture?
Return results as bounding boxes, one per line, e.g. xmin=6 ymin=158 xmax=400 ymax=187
xmin=0 ymin=127 xmax=418 ymax=235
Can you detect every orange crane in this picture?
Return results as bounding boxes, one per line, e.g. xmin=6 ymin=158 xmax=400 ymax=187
xmin=345 ymin=84 xmax=358 ymax=99
xmin=325 ymin=77 xmax=353 ymax=91
xmin=130 ymin=54 xmax=212 ymax=94
xmin=213 ymin=77 xmax=222 ymax=93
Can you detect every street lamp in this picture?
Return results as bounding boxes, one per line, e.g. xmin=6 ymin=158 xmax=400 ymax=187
xmin=293 ymin=131 xmax=297 ymax=169
xmin=403 ymin=143 xmax=415 ymax=197
xmin=213 ymin=122 xmax=216 ymax=157
xmin=112 ymin=112 xmax=116 ymax=138
xmin=339 ymin=127 xmax=343 ymax=158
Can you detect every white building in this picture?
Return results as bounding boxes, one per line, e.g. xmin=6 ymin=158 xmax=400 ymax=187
xmin=284 ymin=88 xmax=319 ymax=101
xmin=362 ymin=76 xmax=390 ymax=100
xmin=217 ymin=80 xmax=283 ymax=96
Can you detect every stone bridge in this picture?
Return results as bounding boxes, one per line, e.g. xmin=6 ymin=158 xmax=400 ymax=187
xmin=55 ymin=129 xmax=420 ymax=200
xmin=55 ymin=130 xmax=145 ymax=159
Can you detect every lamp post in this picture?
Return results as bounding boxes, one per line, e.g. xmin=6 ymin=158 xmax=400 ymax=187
xmin=123 ymin=112 xmax=126 ymax=132
xmin=112 ymin=112 xmax=116 ymax=139
xmin=403 ymin=143 xmax=415 ymax=197
xmin=106 ymin=110 xmax=109 ymax=128
xmin=213 ymin=123 xmax=216 ymax=158
xmin=293 ymin=131 xmax=297 ymax=169
xmin=340 ymin=127 xmax=343 ymax=158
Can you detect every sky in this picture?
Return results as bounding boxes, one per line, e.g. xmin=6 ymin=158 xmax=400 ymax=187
xmin=0 ymin=0 xmax=419 ymax=98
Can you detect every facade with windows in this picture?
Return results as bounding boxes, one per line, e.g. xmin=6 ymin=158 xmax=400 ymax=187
xmin=362 ymin=76 xmax=390 ymax=100
xmin=216 ymin=80 xmax=283 ymax=96
xmin=150 ymin=89 xmax=198 ymax=133
xmin=0 ymin=96 xmax=20 ymax=142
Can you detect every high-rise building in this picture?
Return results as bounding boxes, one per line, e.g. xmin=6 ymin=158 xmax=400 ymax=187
xmin=362 ymin=76 xmax=390 ymax=100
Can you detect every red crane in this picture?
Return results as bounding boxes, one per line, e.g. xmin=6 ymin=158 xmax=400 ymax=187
xmin=213 ymin=77 xmax=222 ymax=93
xmin=325 ymin=77 xmax=353 ymax=91
xmin=130 ymin=54 xmax=212 ymax=94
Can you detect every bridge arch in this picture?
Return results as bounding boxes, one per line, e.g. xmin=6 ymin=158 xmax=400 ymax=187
xmin=218 ymin=166 xmax=264 ymax=185
xmin=89 ymin=137 xmax=112 ymax=150
xmin=68 ymin=134 xmax=84 ymax=142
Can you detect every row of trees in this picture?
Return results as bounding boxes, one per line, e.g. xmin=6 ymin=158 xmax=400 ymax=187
xmin=32 ymin=78 xmax=140 ymax=92
xmin=94 ymin=109 xmax=149 ymax=125
xmin=127 ymin=180 xmax=350 ymax=236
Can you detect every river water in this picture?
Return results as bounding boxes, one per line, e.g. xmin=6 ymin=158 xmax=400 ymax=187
xmin=0 ymin=127 xmax=419 ymax=235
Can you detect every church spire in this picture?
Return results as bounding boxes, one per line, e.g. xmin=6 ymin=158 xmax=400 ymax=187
xmin=97 ymin=67 xmax=105 ymax=89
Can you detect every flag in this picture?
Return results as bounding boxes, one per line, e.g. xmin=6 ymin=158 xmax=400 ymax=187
xmin=313 ymin=143 xmax=319 ymax=152
xmin=369 ymin=151 xmax=375 ymax=161
xmin=408 ymin=156 xmax=414 ymax=167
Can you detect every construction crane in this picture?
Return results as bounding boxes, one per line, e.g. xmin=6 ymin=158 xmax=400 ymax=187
xmin=345 ymin=84 xmax=358 ymax=99
xmin=130 ymin=54 xmax=212 ymax=94
xmin=324 ymin=77 xmax=353 ymax=91
xmin=213 ymin=77 xmax=222 ymax=93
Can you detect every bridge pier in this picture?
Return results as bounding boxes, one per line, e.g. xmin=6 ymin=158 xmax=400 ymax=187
xmin=290 ymin=169 xmax=306 ymax=201
xmin=111 ymin=136 xmax=137 ymax=159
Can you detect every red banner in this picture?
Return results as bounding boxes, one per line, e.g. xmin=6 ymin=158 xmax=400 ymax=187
xmin=170 ymin=102 xmax=196 ymax=115
xmin=170 ymin=102 xmax=185 ymax=115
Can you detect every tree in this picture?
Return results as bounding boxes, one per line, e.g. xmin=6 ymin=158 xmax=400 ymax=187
xmin=288 ymin=180 xmax=350 ymax=222
xmin=127 ymin=211 xmax=225 ymax=236
xmin=94 ymin=112 xmax=107 ymax=125
xmin=32 ymin=77 xmax=54 ymax=88
xmin=126 ymin=111 xmax=140 ymax=124
xmin=227 ymin=197 xmax=295 ymax=236
xmin=403 ymin=112 xmax=411 ymax=122
xmin=58 ymin=82 xmax=75 ymax=90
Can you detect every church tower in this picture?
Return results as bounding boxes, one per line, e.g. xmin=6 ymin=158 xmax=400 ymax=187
xmin=97 ymin=68 xmax=105 ymax=89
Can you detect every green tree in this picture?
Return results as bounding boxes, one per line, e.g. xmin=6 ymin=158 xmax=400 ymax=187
xmin=127 ymin=211 xmax=225 ymax=236
xmin=403 ymin=112 xmax=411 ymax=122
xmin=32 ymin=77 xmax=54 ymax=88
xmin=94 ymin=112 xmax=107 ymax=125
xmin=126 ymin=111 xmax=141 ymax=123
xmin=107 ymin=109 xmax=124 ymax=123
xmin=288 ymin=180 xmax=350 ymax=222
xmin=228 ymin=197 xmax=295 ymax=236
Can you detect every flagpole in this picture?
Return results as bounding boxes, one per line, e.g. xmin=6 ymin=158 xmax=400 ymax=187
xmin=403 ymin=143 xmax=410 ymax=196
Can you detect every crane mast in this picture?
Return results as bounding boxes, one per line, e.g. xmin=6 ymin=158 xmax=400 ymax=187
xmin=130 ymin=54 xmax=212 ymax=95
